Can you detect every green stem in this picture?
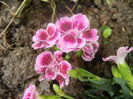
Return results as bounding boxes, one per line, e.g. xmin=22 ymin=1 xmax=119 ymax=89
xmin=16 ymin=0 xmax=31 ymax=16
xmin=50 ymin=0 xmax=56 ymax=22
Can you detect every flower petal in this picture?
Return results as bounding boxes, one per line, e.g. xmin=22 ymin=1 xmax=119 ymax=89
xmin=117 ymin=46 xmax=133 ymax=56
xmin=39 ymin=75 xmax=45 ymax=81
xmin=32 ymin=29 xmax=48 ymax=42
xmin=82 ymin=29 xmax=98 ymax=41
xmin=47 ymin=23 xmax=56 ymax=36
xmin=117 ymin=47 xmax=133 ymax=64
xmin=56 ymin=75 xmax=65 ymax=88
xmin=32 ymin=42 xmax=49 ymax=49
xmin=103 ymin=56 xmax=118 ymax=63
xmin=36 ymin=51 xmax=54 ymax=66
xmin=45 ymin=67 xmax=57 ymax=80
xmin=71 ymin=13 xmax=89 ymax=31
xmin=58 ymin=61 xmax=71 ymax=77
xmin=35 ymin=64 xmax=47 ymax=74
xmin=82 ymin=44 xmax=94 ymax=54
xmin=64 ymin=76 xmax=69 ymax=86
xmin=22 ymin=84 xmax=38 ymax=99
xmin=57 ymin=34 xmax=78 ymax=52
xmin=77 ymin=38 xmax=86 ymax=49
xmin=56 ymin=75 xmax=70 ymax=88
xmin=82 ymin=52 xmax=95 ymax=61
xmin=47 ymin=31 xmax=61 ymax=47
xmin=57 ymin=45 xmax=76 ymax=53
xmin=90 ymin=41 xmax=99 ymax=52
xmin=56 ymin=16 xmax=73 ymax=33
xmin=54 ymin=51 xmax=63 ymax=62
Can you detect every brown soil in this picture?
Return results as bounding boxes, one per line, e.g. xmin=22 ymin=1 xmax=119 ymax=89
xmin=0 ymin=0 xmax=133 ymax=98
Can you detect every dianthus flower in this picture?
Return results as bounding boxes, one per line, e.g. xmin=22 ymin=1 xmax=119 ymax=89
xmin=103 ymin=46 xmax=133 ymax=65
xmin=32 ymin=23 xmax=61 ymax=49
xmin=35 ymin=51 xmax=71 ymax=88
xmin=82 ymin=41 xmax=99 ymax=61
xmin=22 ymin=84 xmax=39 ymax=99
xmin=103 ymin=46 xmax=133 ymax=91
xmin=56 ymin=13 xmax=98 ymax=53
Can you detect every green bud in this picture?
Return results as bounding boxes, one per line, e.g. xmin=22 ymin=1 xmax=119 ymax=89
xmin=53 ymin=84 xmax=64 ymax=96
xmin=101 ymin=25 xmax=112 ymax=39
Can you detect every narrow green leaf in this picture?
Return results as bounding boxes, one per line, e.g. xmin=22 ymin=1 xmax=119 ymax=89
xmin=88 ymin=78 xmax=114 ymax=96
xmin=114 ymin=78 xmax=132 ymax=99
xmin=77 ymin=68 xmax=100 ymax=80
xmin=68 ymin=70 xmax=78 ymax=79
xmin=39 ymin=95 xmax=61 ymax=99
xmin=63 ymin=94 xmax=74 ymax=99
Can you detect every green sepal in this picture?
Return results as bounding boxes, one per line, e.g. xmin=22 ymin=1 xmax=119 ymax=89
xmin=53 ymin=45 xmax=59 ymax=51
xmin=118 ymin=62 xmax=133 ymax=91
xmin=65 ymin=54 xmax=71 ymax=60
xmin=111 ymin=66 xmax=121 ymax=78
xmin=76 ymin=50 xmax=83 ymax=57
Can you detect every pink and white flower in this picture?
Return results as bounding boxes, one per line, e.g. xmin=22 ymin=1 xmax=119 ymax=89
xmin=35 ymin=51 xmax=71 ymax=88
xmin=32 ymin=23 xmax=61 ymax=49
xmin=56 ymin=13 xmax=99 ymax=53
xmin=82 ymin=41 xmax=99 ymax=61
xmin=22 ymin=84 xmax=39 ymax=99
xmin=103 ymin=46 xmax=133 ymax=65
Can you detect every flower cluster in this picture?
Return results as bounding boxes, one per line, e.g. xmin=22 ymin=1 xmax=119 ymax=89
xmin=21 ymin=12 xmax=133 ymax=99
xmin=35 ymin=51 xmax=71 ymax=88
xmin=24 ymin=13 xmax=99 ymax=97
xmin=32 ymin=13 xmax=99 ymax=61
xmin=29 ymin=13 xmax=99 ymax=93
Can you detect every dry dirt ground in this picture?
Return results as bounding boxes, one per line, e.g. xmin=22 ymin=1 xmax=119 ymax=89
xmin=0 ymin=0 xmax=133 ymax=98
